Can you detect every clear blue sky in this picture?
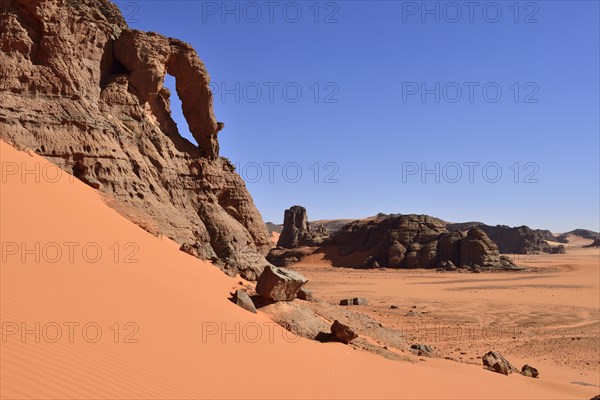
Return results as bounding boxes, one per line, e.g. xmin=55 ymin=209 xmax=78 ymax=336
xmin=117 ymin=0 xmax=599 ymax=232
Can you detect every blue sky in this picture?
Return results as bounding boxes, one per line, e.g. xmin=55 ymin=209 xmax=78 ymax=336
xmin=117 ymin=1 xmax=599 ymax=232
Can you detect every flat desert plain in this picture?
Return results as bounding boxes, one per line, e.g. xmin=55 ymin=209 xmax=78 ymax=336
xmin=1 ymin=140 xmax=599 ymax=399
xmin=294 ymin=245 xmax=600 ymax=393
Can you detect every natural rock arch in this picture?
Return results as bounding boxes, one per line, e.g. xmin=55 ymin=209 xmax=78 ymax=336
xmin=113 ymin=30 xmax=220 ymax=159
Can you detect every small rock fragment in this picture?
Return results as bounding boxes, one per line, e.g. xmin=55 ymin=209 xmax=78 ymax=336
xmin=233 ymin=290 xmax=257 ymax=314
xmin=521 ymin=364 xmax=539 ymax=378
xmin=331 ymin=320 xmax=358 ymax=344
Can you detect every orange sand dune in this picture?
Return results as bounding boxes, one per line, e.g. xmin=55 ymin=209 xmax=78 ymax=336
xmin=0 ymin=140 xmax=594 ymax=399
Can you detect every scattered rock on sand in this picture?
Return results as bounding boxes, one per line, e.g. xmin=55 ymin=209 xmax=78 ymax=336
xmin=297 ymin=288 xmax=313 ymax=301
xmin=405 ymin=310 xmax=422 ymax=317
xmin=410 ymin=344 xmax=434 ymax=356
xmin=331 ymin=320 xmax=358 ymax=344
xmin=521 ymin=364 xmax=539 ymax=378
xmin=482 ymin=351 xmax=517 ymax=375
xmin=233 ymin=290 xmax=257 ymax=314
xmin=340 ymin=298 xmax=368 ymax=306
xmin=256 ymin=265 xmax=308 ymax=301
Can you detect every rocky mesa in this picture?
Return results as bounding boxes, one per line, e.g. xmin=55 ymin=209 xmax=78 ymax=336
xmin=0 ymin=0 xmax=271 ymax=279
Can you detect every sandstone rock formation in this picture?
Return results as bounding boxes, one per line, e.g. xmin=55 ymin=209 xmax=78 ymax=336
xmin=325 ymin=214 xmax=509 ymax=269
xmin=259 ymin=301 xmax=329 ymax=340
xmin=460 ymin=228 xmax=500 ymax=266
xmin=332 ymin=214 xmax=447 ymax=259
xmin=267 ymin=206 xmax=329 ymax=266
xmin=450 ymin=224 xmax=557 ymax=254
xmin=255 ymin=265 xmax=308 ymax=302
xmin=0 ymin=0 xmax=271 ymax=279
xmin=276 ymin=205 xmax=329 ymax=248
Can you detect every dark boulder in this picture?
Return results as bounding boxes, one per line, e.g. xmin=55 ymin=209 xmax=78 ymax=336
xmin=482 ymin=351 xmax=517 ymax=375
xmin=331 ymin=320 xmax=358 ymax=344
xmin=521 ymin=364 xmax=539 ymax=378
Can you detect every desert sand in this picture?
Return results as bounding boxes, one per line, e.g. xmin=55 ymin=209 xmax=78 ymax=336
xmin=1 ymin=140 xmax=598 ymax=399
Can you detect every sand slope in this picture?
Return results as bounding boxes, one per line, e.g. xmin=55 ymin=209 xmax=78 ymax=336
xmin=0 ymin=140 xmax=594 ymax=399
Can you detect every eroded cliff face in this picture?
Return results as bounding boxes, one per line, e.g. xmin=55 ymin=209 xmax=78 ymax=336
xmin=0 ymin=0 xmax=272 ymax=279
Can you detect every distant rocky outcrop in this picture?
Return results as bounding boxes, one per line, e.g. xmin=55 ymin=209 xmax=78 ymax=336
xmin=447 ymin=223 xmax=565 ymax=254
xmin=265 ymin=218 xmax=353 ymax=236
xmin=267 ymin=206 xmax=329 ymax=266
xmin=475 ymin=225 xmax=555 ymax=254
xmin=584 ymin=238 xmax=600 ymax=248
xmin=0 ymin=0 xmax=271 ymax=279
xmin=277 ymin=205 xmax=328 ymax=248
xmin=558 ymin=229 xmax=600 ymax=243
xmin=327 ymin=214 xmax=511 ymax=269
xmin=265 ymin=222 xmax=283 ymax=234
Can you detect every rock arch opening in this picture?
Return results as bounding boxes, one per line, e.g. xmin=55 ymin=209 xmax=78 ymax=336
xmin=162 ymin=74 xmax=197 ymax=146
